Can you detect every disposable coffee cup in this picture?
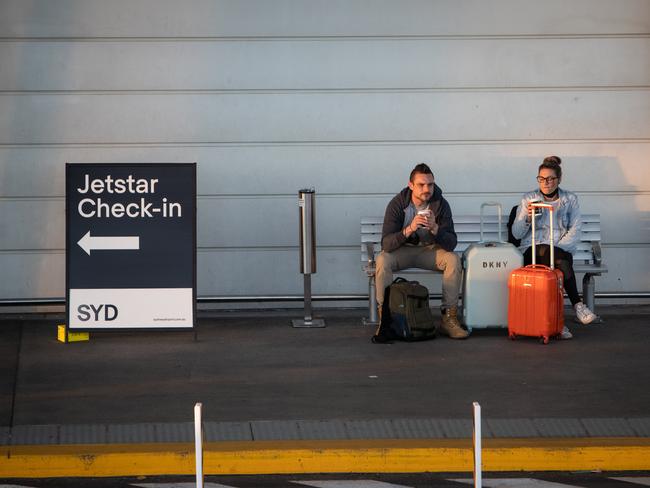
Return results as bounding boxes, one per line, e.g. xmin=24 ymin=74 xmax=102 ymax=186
xmin=416 ymin=209 xmax=432 ymax=228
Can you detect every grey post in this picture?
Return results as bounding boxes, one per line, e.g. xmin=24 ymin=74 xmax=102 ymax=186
xmin=292 ymin=189 xmax=326 ymax=328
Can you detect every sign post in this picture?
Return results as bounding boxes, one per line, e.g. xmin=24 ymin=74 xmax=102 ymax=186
xmin=66 ymin=163 xmax=196 ymax=331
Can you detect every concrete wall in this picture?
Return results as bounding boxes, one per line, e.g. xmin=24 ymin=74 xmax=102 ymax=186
xmin=1 ymin=0 xmax=649 ymax=305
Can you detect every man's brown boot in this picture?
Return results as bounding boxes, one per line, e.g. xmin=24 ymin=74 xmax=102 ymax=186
xmin=440 ymin=307 xmax=469 ymax=339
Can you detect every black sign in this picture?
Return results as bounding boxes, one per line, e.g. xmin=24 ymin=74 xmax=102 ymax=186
xmin=66 ymin=163 xmax=196 ymax=329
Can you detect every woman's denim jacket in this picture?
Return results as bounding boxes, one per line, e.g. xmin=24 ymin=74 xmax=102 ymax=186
xmin=511 ymin=188 xmax=581 ymax=254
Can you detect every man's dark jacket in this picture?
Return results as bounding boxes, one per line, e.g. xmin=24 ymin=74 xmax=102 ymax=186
xmin=381 ymin=184 xmax=457 ymax=253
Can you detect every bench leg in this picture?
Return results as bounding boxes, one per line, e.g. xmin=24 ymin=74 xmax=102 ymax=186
xmin=363 ymin=274 xmax=379 ymax=326
xmin=582 ymin=273 xmax=596 ymax=313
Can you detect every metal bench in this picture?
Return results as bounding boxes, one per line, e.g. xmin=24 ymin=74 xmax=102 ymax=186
xmin=361 ymin=214 xmax=607 ymax=325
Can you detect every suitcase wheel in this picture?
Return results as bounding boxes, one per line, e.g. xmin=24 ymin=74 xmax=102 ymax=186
xmin=509 ymin=333 xmax=516 ymax=340
xmin=541 ymin=336 xmax=549 ymax=345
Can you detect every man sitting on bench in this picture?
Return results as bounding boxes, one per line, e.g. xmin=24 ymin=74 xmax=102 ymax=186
xmin=376 ymin=163 xmax=468 ymax=339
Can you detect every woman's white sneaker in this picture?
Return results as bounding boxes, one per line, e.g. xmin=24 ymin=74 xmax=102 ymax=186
xmin=575 ymin=302 xmax=597 ymax=325
xmin=560 ymin=326 xmax=573 ymax=339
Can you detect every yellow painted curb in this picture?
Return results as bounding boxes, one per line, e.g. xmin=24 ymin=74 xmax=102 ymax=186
xmin=1 ymin=438 xmax=650 ymax=478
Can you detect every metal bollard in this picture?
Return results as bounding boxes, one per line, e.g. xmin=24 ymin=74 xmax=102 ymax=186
xmin=292 ymin=189 xmax=326 ymax=328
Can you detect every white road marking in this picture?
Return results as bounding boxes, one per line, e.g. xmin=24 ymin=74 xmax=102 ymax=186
xmin=610 ymin=479 xmax=650 ymax=487
xmin=293 ymin=481 xmax=413 ymax=488
xmin=450 ymin=478 xmax=584 ymax=488
xmin=132 ymin=483 xmax=237 ymax=488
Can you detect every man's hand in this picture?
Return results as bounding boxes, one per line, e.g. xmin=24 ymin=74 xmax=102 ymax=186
xmin=410 ymin=213 xmax=439 ymax=236
xmin=428 ymin=218 xmax=439 ymax=236
xmin=403 ymin=213 xmax=427 ymax=237
xmin=420 ymin=213 xmax=439 ymax=235
xmin=412 ymin=213 xmax=429 ymax=229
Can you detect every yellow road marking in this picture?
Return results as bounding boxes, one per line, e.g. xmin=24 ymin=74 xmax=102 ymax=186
xmin=2 ymin=438 xmax=649 ymax=478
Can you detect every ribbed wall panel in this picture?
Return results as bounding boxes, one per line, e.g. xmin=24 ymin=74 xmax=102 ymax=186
xmin=2 ymin=91 xmax=650 ymax=145
xmin=2 ymin=0 xmax=649 ymax=37
xmin=0 ymin=0 xmax=648 ymax=302
xmin=1 ymin=38 xmax=649 ymax=91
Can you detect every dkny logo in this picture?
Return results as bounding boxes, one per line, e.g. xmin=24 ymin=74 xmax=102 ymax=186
xmin=482 ymin=261 xmax=509 ymax=269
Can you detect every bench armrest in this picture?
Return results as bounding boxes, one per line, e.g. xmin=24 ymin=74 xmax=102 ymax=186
xmin=366 ymin=242 xmax=376 ymax=266
xmin=364 ymin=242 xmax=378 ymax=276
xmin=592 ymin=241 xmax=602 ymax=266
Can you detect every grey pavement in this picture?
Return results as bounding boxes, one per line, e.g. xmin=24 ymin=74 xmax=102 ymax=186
xmin=1 ymin=305 xmax=649 ymax=445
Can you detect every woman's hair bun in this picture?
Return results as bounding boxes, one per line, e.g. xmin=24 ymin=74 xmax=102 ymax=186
xmin=543 ymin=155 xmax=562 ymax=166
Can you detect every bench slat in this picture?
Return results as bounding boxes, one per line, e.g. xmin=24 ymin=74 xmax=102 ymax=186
xmin=363 ymin=245 xmax=594 ymax=261
xmin=363 ymin=232 xmax=600 ymax=244
xmin=362 ymin=214 xmax=604 ymax=269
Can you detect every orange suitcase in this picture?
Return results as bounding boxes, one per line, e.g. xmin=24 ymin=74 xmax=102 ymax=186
xmin=507 ymin=202 xmax=564 ymax=344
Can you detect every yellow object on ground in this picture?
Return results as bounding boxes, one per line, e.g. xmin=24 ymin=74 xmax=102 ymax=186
xmin=57 ymin=324 xmax=90 ymax=343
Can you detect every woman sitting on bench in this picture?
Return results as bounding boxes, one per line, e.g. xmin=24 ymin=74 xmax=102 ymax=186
xmin=511 ymin=155 xmax=598 ymax=339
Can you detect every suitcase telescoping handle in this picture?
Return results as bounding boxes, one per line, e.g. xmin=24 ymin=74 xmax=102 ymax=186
xmin=530 ymin=201 xmax=554 ymax=269
xmin=479 ymin=201 xmax=503 ymax=243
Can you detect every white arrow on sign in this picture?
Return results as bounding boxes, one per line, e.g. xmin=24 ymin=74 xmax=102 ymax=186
xmin=77 ymin=230 xmax=140 ymax=255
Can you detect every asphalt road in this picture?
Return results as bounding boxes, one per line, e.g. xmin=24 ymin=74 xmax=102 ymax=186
xmin=2 ymin=306 xmax=650 ymax=428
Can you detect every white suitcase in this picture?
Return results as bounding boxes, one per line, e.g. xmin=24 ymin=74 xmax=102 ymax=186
xmin=462 ymin=202 xmax=523 ymax=331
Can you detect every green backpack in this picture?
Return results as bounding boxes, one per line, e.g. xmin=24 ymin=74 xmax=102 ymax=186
xmin=373 ymin=278 xmax=437 ymax=342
